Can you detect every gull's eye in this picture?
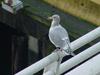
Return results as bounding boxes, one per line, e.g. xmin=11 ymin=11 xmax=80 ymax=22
xmin=53 ymin=16 xmax=56 ymax=19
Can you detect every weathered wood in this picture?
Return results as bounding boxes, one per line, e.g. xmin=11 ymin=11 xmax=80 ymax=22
xmin=44 ymin=0 xmax=100 ymax=26
xmin=91 ymin=0 xmax=100 ymax=5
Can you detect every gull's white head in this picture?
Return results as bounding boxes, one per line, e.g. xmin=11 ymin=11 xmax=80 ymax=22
xmin=48 ymin=14 xmax=60 ymax=22
xmin=48 ymin=14 xmax=60 ymax=26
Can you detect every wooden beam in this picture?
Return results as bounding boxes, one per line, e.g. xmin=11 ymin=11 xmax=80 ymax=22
xmin=44 ymin=0 xmax=100 ymax=26
xmin=91 ymin=0 xmax=100 ymax=5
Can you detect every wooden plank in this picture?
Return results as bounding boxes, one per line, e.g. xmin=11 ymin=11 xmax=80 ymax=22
xmin=44 ymin=0 xmax=100 ymax=26
xmin=91 ymin=0 xmax=100 ymax=5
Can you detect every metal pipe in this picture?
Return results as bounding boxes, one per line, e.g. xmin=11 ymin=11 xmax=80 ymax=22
xmin=65 ymin=54 xmax=100 ymax=75
xmin=15 ymin=52 xmax=59 ymax=75
xmin=60 ymin=41 xmax=100 ymax=74
xmin=15 ymin=27 xmax=100 ymax=75
xmin=44 ymin=41 xmax=100 ymax=75
xmin=71 ymin=27 xmax=100 ymax=51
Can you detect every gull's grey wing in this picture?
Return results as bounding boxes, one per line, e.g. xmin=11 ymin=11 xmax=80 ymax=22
xmin=49 ymin=25 xmax=70 ymax=49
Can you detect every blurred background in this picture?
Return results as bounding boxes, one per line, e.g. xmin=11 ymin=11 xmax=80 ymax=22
xmin=0 ymin=0 xmax=100 ymax=75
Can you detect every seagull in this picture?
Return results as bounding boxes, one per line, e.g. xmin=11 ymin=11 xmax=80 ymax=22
xmin=48 ymin=14 xmax=75 ymax=56
xmin=43 ymin=14 xmax=75 ymax=75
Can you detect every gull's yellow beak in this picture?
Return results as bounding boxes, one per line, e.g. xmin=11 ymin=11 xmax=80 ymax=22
xmin=47 ymin=16 xmax=52 ymax=20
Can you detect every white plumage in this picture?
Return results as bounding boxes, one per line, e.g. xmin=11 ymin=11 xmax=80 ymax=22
xmin=43 ymin=14 xmax=75 ymax=75
xmin=48 ymin=14 xmax=75 ymax=56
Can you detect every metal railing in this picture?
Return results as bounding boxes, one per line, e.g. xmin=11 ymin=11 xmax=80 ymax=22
xmin=15 ymin=27 xmax=100 ymax=75
xmin=65 ymin=54 xmax=100 ymax=75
